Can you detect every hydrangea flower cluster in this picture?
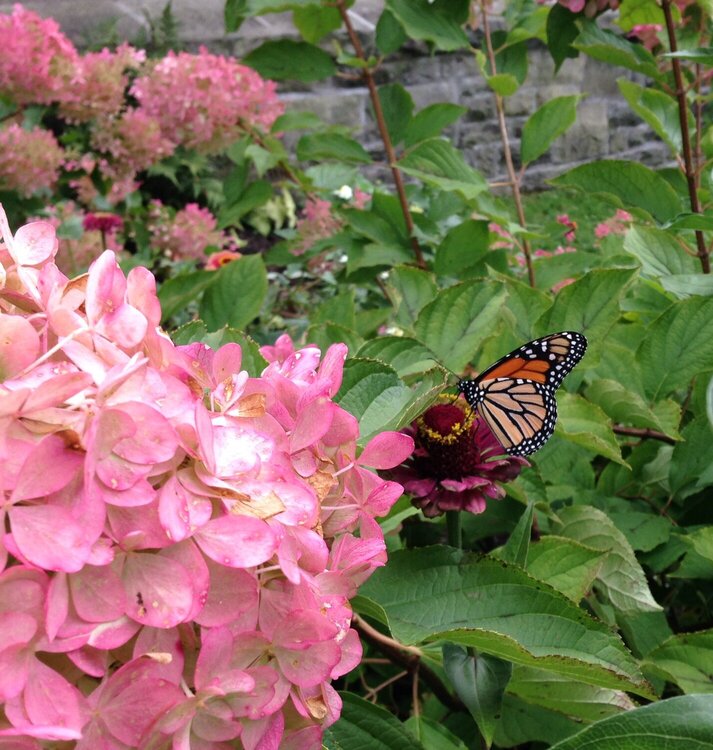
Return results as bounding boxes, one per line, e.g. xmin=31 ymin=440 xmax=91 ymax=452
xmin=0 ymin=206 xmax=413 ymax=748
xmin=0 ymin=124 xmax=65 ymax=196
xmin=130 ymin=48 xmax=285 ymax=153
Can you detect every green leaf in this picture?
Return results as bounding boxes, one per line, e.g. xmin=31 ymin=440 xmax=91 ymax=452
xmin=404 ymin=103 xmax=468 ymax=148
xmin=157 ymin=271 xmax=217 ymax=323
xmin=521 ymin=95 xmax=582 ymax=165
xmin=307 ymin=322 xmax=363 ymax=354
xmin=546 ymin=4 xmax=580 ymax=71
xmin=661 ymin=274 xmax=713 ymax=298
xmin=324 ymin=692 xmax=426 ymax=750
xmin=639 ymin=296 xmax=713 ymax=400
xmin=434 ymin=220 xmax=490 ymax=277
xmin=270 ymin=110 xmax=324 ymax=133
xmin=550 ymin=160 xmax=681 ymax=223
xmin=708 ymin=375 xmax=713 ymax=428
xmin=573 ymin=19 xmax=661 ymax=80
xmin=495 ymin=694 xmax=580 ymax=747
xmin=666 ymin=47 xmax=713 ymax=64
xmin=343 ymin=207 xmax=404 ymax=246
xmin=527 ymin=536 xmax=606 ymax=602
xmin=385 ymin=265 xmax=437 ymax=329
xmin=243 ymin=39 xmax=336 ymax=82
xmin=500 ymin=277 xmax=553 ymax=344
xmin=674 ymin=527 xmax=713 ymax=579
xmin=199 ymin=254 xmax=267 ymax=331
xmin=500 ymin=501 xmax=534 ymax=567
xmin=312 ymin=289 xmax=356 ymax=329
xmin=538 ymin=269 xmax=637 ymax=362
xmin=385 ymin=0 xmax=469 ymax=51
xmin=376 ymin=9 xmax=408 ymax=54
xmin=623 ymin=225 xmax=698 ymax=278
xmin=669 ymin=417 xmax=713 ymax=499
xmin=399 ymin=139 xmax=489 ymax=201
xmin=359 ymin=547 xmax=652 ymax=696
xmin=292 ymin=4 xmax=340 ymax=43
xmin=618 ymin=79 xmax=683 ymax=155
xmin=224 ymin=0 xmax=248 ymax=31
xmin=403 ymin=716 xmax=467 ymax=750
xmin=356 ymin=336 xmax=441 ymax=377
xmin=608 ymin=511 xmax=672 ymax=553
xmin=554 ymin=505 xmax=661 ymax=615
xmin=297 ymin=133 xmax=372 ymax=164
xmin=413 ymin=281 xmax=507 ymax=372
xmin=346 ymin=244 xmax=413 ymax=275
xmin=618 ymin=0 xmax=667 ymax=31
xmin=507 ymin=666 xmax=635 ymax=722
xmin=549 ymin=695 xmax=713 ymax=750
xmin=218 ymin=180 xmax=272 ymax=227
xmin=377 ymin=83 xmax=414 ymax=145
xmin=646 ymin=630 xmax=713 ymax=694
xmin=556 ymin=393 xmax=625 ymax=464
xmin=443 ymin=644 xmax=512 ymax=748
xmin=586 ymin=379 xmax=681 ymax=439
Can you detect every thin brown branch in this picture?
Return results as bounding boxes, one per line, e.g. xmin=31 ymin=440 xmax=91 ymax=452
xmin=352 ymin=615 xmax=464 ymax=712
xmin=480 ymin=1 xmax=535 ymax=287
xmin=612 ymin=425 xmax=677 ymax=445
xmin=662 ymin=0 xmax=710 ymax=274
xmin=335 ymin=2 xmax=426 ymax=269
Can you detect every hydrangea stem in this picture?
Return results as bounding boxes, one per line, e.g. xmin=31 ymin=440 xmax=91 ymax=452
xmin=446 ymin=510 xmax=462 ymax=548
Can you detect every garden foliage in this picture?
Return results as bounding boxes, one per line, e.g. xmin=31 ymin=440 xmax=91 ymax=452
xmin=2 ymin=0 xmax=713 ymax=748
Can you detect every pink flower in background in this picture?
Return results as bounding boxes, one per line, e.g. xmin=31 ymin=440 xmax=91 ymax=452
xmin=131 ymin=48 xmax=284 ymax=153
xmin=556 ymin=213 xmax=577 ymax=243
xmin=148 ymin=201 xmax=229 ymax=262
xmin=0 ymin=207 xmax=413 ymax=747
xmin=391 ymin=396 xmax=527 ymax=517
xmin=0 ymin=125 xmax=65 ymax=196
xmin=595 ymin=208 xmax=633 ymax=238
xmin=0 ymin=4 xmax=78 ymax=105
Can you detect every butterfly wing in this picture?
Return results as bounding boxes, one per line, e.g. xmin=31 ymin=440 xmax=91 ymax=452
xmin=457 ymin=332 xmax=587 ymax=456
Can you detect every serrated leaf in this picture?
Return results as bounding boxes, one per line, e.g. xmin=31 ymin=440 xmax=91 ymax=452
xmin=550 ymin=160 xmax=681 ymax=223
xmin=645 ymin=630 xmax=713 ymax=694
xmin=158 ymin=271 xmax=217 ymax=323
xmin=292 ymin=4 xmax=340 ymax=43
xmin=199 ymin=254 xmax=267 ymax=331
xmin=324 ymin=692 xmax=426 ymax=750
xmin=618 ymin=78 xmax=683 ymax=155
xmin=638 ymin=296 xmax=713 ymax=400
xmin=403 ymin=716 xmax=467 ymax=750
xmin=377 ymin=83 xmax=414 ymax=145
xmin=608 ymin=511 xmax=672 ymax=553
xmin=443 ymin=644 xmax=512 ymax=748
xmin=434 ymin=219 xmax=490 ymax=277
xmin=243 ymin=39 xmax=336 ymax=82
xmin=623 ymin=225 xmax=697 ymax=277
xmin=556 ymin=393 xmax=625 ymax=464
xmin=385 ymin=0 xmax=469 ymax=51
xmin=500 ymin=502 xmax=534 ymax=567
xmin=549 ymin=695 xmax=713 ymax=750
xmin=586 ymin=379 xmax=681 ymax=439
xmin=527 ymin=536 xmax=605 ymax=601
xmin=414 ymin=281 xmax=507 ymax=372
xmin=661 ymin=274 xmax=713 ymax=298
xmin=555 ymin=505 xmax=661 ymax=615
xmin=507 ymin=666 xmax=635 ymax=722
xmin=359 ymin=547 xmax=653 ymax=697
xmin=495 ymin=694 xmax=581 ymax=747
xmin=404 ymin=103 xmax=468 ymax=148
xmin=546 ymin=4 xmax=580 ymax=71
xmin=356 ymin=337 xmax=440 ymax=377
xmin=669 ymin=417 xmax=713 ymax=499
xmin=521 ymin=95 xmax=582 ymax=165
xmin=399 ymin=139 xmax=489 ymax=201
xmin=385 ymin=265 xmax=437 ymax=329
xmin=297 ymin=133 xmax=372 ymax=163
xmin=306 ymin=322 xmax=363 ymax=354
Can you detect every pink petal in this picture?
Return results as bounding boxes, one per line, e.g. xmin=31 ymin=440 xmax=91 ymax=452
xmin=212 ymin=343 xmax=242 ymax=383
xmin=160 ymin=540 xmax=210 ymax=622
xmin=126 ymin=266 xmax=161 ymax=327
xmin=289 ymin=397 xmax=334 ymax=453
xmin=13 ymin=221 xmax=58 ymax=265
xmin=194 ymin=626 xmax=233 ymax=690
xmin=240 ymin=711 xmax=284 ymax=750
xmin=10 ymin=506 xmax=91 ymax=572
xmin=121 ymin=552 xmax=194 ymax=628
xmin=194 ymin=514 xmax=277 ymax=568
xmin=11 ymin=436 xmax=83 ymax=501
xmin=276 ymin=639 xmax=341 ymax=688
xmin=87 ymin=615 xmax=140 ymax=650
xmin=364 ymin=480 xmax=404 ymax=516
xmin=45 ymin=573 xmax=69 ymax=642
xmin=359 ymin=431 xmax=414 ymax=469
xmin=133 ymin=626 xmax=184 ymax=684
xmin=0 ymin=317 xmax=40 ymax=380
xmin=331 ymin=628 xmax=362 ymax=679
xmin=158 ymin=475 xmax=212 ymax=542
xmin=69 ymin=565 xmax=126 ymax=623
xmin=194 ymin=560 xmax=258 ymax=628
xmin=112 ymin=402 xmax=178 ymax=464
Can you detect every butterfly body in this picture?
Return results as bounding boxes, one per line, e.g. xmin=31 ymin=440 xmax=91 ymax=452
xmin=458 ymin=332 xmax=587 ymax=456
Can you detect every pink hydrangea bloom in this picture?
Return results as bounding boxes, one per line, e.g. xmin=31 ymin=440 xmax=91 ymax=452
xmin=555 ymin=0 xmax=619 ymax=16
xmin=595 ymin=209 xmax=633 ymax=239
xmin=130 ymin=48 xmax=284 ymax=153
xmin=148 ymin=201 xmax=231 ymax=262
xmin=0 ymin=4 xmax=79 ymax=105
xmin=0 ymin=204 xmax=413 ymax=748
xmin=0 ymin=124 xmax=65 ymax=197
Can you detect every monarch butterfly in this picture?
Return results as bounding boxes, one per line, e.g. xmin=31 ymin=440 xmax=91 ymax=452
xmin=457 ymin=331 xmax=587 ymax=456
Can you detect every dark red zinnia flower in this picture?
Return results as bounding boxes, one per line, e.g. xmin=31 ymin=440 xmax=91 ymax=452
xmin=82 ymin=212 xmax=124 ymax=233
xmin=391 ymin=396 xmax=528 ymax=517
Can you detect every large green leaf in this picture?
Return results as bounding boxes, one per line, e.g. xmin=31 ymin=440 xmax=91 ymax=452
xmin=495 ymin=694 xmax=580 ymax=747
xmin=403 ymin=716 xmax=467 ymax=750
xmin=199 ymin=254 xmax=267 ymax=331
xmin=617 ymin=79 xmax=683 ymax=155
xmin=521 ymin=95 xmax=582 ymax=165
xmin=586 ymin=379 xmax=681 ymax=440
xmin=546 ymin=4 xmax=580 ymax=71
xmin=549 ymin=695 xmax=713 ymax=750
xmin=645 ymin=630 xmax=713 ymax=694
xmin=399 ymin=139 xmax=489 ymax=201
xmin=404 ymin=103 xmax=468 ymax=148
xmin=324 ymin=692 xmax=426 ymax=750
xmin=550 ymin=161 xmax=682 ymax=224
xmin=434 ymin=220 xmax=490 ymax=277
xmin=385 ymin=265 xmax=438 ymax=329
xmin=554 ymin=505 xmax=661 ymax=615
xmin=526 ymin=536 xmax=605 ymax=602
xmin=356 ymin=337 xmax=440 ymax=377
xmin=537 ymin=269 xmax=637 ymax=362
xmin=413 ymin=281 xmax=507 ymax=372
xmin=623 ymin=225 xmax=697 ymax=278
xmin=297 ymin=133 xmax=372 ymax=163
xmin=608 ymin=511 xmax=672 ymax=553
xmin=377 ymin=83 xmax=414 ymax=145
xmin=292 ymin=4 xmax=340 ymax=43
xmin=358 ymin=547 xmax=653 ymax=696
xmin=158 ymin=270 xmax=217 ymax=323
xmin=385 ymin=0 xmax=469 ymax=51
xmin=556 ymin=393 xmax=625 ymax=464
xmin=669 ymin=417 xmax=713 ymax=499
xmin=243 ymin=39 xmax=336 ymax=82
xmin=638 ymin=296 xmax=713 ymax=399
